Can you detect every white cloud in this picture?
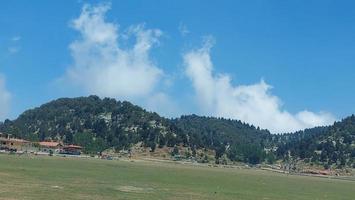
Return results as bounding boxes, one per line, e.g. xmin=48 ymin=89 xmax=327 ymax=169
xmin=11 ymin=36 xmax=21 ymax=42
xmin=178 ymin=22 xmax=190 ymax=36
xmin=183 ymin=39 xmax=335 ymax=133
xmin=8 ymin=36 xmax=21 ymax=54
xmin=8 ymin=47 xmax=20 ymax=54
xmin=64 ymin=3 xmax=163 ymax=99
xmin=0 ymin=74 xmax=11 ymax=120
xmin=145 ymin=92 xmax=182 ymax=118
xmin=63 ymin=3 xmax=335 ymax=132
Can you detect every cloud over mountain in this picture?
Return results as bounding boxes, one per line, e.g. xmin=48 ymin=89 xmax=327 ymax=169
xmin=64 ymin=3 xmax=163 ymax=99
xmin=61 ymin=3 xmax=336 ymax=133
xmin=183 ymin=39 xmax=335 ymax=133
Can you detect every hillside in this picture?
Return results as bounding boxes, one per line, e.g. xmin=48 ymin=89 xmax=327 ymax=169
xmin=0 ymin=96 xmax=354 ymax=168
xmin=0 ymin=96 xmax=271 ymax=164
xmin=173 ymin=115 xmax=272 ymax=164
xmin=275 ymin=116 xmax=355 ymax=168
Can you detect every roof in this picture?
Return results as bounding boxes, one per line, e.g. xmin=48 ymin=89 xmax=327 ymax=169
xmin=63 ymin=144 xmax=83 ymax=149
xmin=39 ymin=141 xmax=61 ymax=147
xmin=0 ymin=137 xmax=30 ymax=143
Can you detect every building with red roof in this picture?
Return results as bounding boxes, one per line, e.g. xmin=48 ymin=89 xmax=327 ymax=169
xmin=61 ymin=144 xmax=83 ymax=155
xmin=38 ymin=141 xmax=62 ymax=153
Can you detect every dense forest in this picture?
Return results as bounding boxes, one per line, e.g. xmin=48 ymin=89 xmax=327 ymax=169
xmin=0 ymin=96 xmax=354 ymax=168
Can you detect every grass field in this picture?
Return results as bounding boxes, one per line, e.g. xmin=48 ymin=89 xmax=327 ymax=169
xmin=0 ymin=154 xmax=354 ymax=200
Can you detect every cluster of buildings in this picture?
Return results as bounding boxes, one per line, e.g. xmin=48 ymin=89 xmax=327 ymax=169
xmin=0 ymin=133 xmax=82 ymax=155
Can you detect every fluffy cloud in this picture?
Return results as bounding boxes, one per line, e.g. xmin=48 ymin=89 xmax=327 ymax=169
xmin=145 ymin=92 xmax=182 ymax=118
xmin=0 ymin=74 xmax=11 ymax=120
xmin=64 ymin=3 xmax=335 ymax=133
xmin=64 ymin=3 xmax=163 ymax=99
xmin=183 ymin=39 xmax=335 ymax=133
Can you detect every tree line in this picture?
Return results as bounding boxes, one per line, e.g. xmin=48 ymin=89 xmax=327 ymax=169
xmin=0 ymin=96 xmax=353 ymax=168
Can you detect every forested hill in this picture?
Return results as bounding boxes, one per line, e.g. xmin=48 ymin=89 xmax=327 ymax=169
xmin=275 ymin=115 xmax=355 ymax=168
xmin=0 ymin=96 xmax=354 ymax=168
xmin=0 ymin=96 xmax=272 ymax=163
xmin=173 ymin=115 xmax=273 ymax=163
xmin=0 ymin=96 xmax=183 ymax=152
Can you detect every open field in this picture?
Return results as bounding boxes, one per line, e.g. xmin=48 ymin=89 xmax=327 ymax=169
xmin=0 ymin=154 xmax=354 ymax=200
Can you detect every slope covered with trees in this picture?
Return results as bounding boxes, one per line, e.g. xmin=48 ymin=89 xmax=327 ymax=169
xmin=275 ymin=116 xmax=355 ymax=168
xmin=0 ymin=96 xmax=271 ymax=164
xmin=0 ymin=96 xmax=354 ymax=168
xmin=173 ymin=115 xmax=272 ymax=164
xmin=0 ymin=96 xmax=183 ymax=153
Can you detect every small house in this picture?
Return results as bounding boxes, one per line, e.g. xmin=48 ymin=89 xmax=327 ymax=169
xmin=61 ymin=145 xmax=83 ymax=155
xmin=38 ymin=141 xmax=62 ymax=153
xmin=0 ymin=134 xmax=31 ymax=152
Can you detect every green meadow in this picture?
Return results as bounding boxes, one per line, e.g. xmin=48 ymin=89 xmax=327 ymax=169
xmin=0 ymin=154 xmax=354 ymax=200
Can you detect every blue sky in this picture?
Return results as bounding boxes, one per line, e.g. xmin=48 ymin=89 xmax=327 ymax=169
xmin=0 ymin=0 xmax=354 ymax=133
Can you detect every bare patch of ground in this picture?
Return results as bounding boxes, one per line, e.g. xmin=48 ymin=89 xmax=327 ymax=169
xmin=51 ymin=185 xmax=64 ymax=189
xmin=0 ymin=172 xmax=11 ymax=177
xmin=117 ymin=185 xmax=153 ymax=193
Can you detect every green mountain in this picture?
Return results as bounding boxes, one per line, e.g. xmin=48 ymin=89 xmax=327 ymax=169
xmin=275 ymin=116 xmax=355 ymax=168
xmin=0 ymin=96 xmax=271 ymax=164
xmin=0 ymin=96 xmax=354 ymax=168
xmin=173 ymin=115 xmax=272 ymax=164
